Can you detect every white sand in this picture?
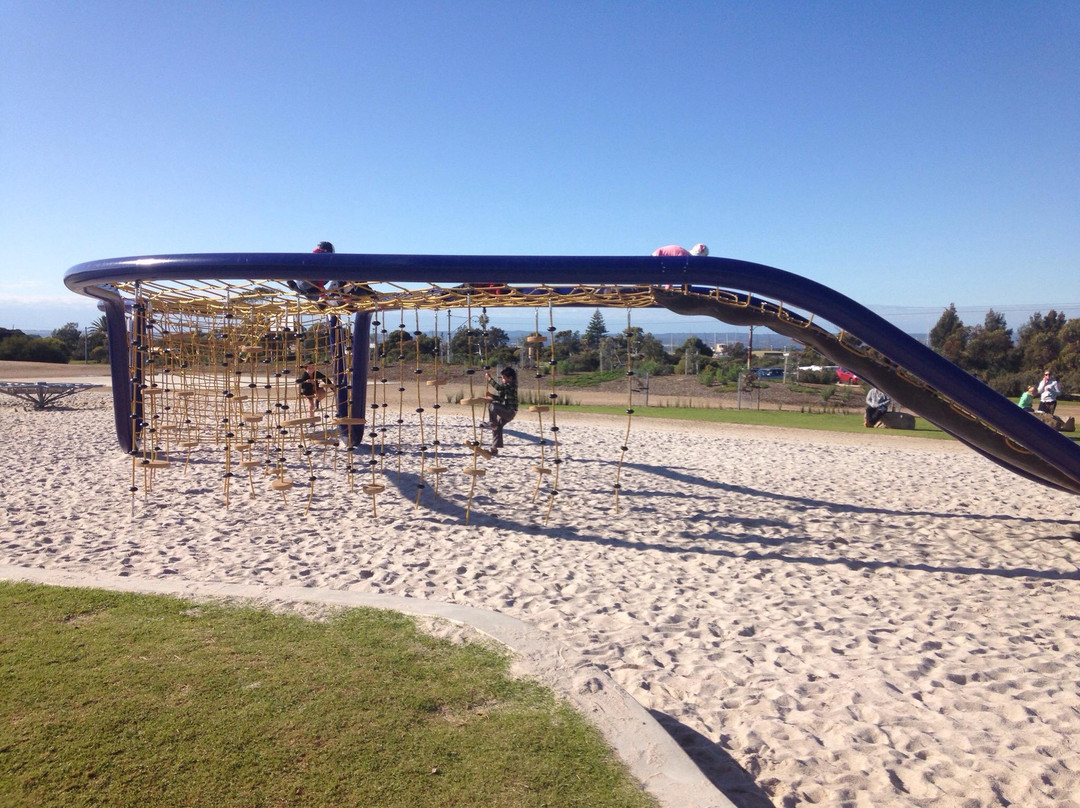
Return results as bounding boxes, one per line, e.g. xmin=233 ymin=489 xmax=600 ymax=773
xmin=2 ymin=392 xmax=1079 ymax=808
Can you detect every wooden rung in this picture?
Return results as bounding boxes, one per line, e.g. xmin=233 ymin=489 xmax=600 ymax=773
xmin=241 ymin=345 xmax=264 ymax=353
xmin=332 ymin=417 xmax=367 ymax=425
xmin=362 ymin=484 xmax=385 ymax=495
xmin=525 ymin=335 xmax=547 ymax=343
xmin=425 ymin=378 xmax=446 ymax=386
xmin=240 ymin=459 xmax=263 ymax=468
xmin=428 ymin=466 xmax=448 ymax=474
xmin=144 ymin=459 xmax=170 ymax=468
xmin=283 ymin=416 xmax=319 ymax=426
xmin=531 ymin=466 xmax=552 ymax=475
xmin=176 ymin=390 xmax=196 ymax=397
xmin=528 ymin=405 xmax=550 ymax=413
xmin=460 ymin=397 xmax=490 ymax=406
xmin=179 ymin=441 xmax=199 ymax=448
xmin=243 ymin=415 xmax=264 ymax=423
xmin=140 ymin=388 xmax=164 ymax=396
xmin=465 ymin=442 xmax=492 ymax=459
xmin=271 ymin=478 xmax=294 ymax=491
xmin=462 ymin=468 xmax=486 ymax=477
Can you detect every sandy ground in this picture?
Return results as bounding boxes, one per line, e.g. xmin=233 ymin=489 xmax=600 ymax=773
xmin=2 ymin=371 xmax=1080 ymax=807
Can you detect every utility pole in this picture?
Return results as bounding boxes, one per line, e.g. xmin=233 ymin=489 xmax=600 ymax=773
xmin=446 ymin=311 xmax=452 ymax=364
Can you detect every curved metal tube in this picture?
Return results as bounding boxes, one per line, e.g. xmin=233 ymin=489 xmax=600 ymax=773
xmin=65 ymin=253 xmax=1080 ymax=494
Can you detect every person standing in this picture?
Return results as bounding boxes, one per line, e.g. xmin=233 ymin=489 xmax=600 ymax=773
xmin=1037 ymin=370 xmax=1063 ymax=415
xmin=296 ymin=362 xmax=333 ymax=417
xmin=484 ymin=367 xmax=518 ymax=456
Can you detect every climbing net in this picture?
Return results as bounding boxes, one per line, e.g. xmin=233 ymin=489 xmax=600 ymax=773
xmin=108 ymin=278 xmax=659 ymax=318
xmin=118 ymin=280 xmax=663 ymax=522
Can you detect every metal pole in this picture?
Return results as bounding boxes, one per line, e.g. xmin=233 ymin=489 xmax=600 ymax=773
xmin=349 ymin=312 xmax=372 ymax=446
xmin=446 ymin=310 xmax=452 ymax=364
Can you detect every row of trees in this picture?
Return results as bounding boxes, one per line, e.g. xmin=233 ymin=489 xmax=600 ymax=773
xmin=927 ymin=306 xmax=1079 ymax=396
xmin=0 ymin=319 xmax=109 ymax=364
xmin=434 ymin=310 xmax=757 ymax=385
xmin=5 ymin=306 xmax=1076 ymax=399
xmin=360 ymin=309 xmax=744 ymax=382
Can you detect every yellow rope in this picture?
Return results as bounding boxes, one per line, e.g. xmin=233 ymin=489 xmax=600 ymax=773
xmin=613 ymin=311 xmax=636 ymax=513
xmin=543 ymin=302 xmax=562 ymax=524
xmin=427 ymin=309 xmax=448 ymax=495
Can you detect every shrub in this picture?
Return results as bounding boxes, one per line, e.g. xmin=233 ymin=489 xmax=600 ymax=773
xmin=795 ymin=368 xmax=836 ymax=385
xmin=985 ymin=371 xmax=1031 ymax=398
xmin=636 ymin=358 xmax=670 ymax=377
xmin=561 ymin=353 xmax=599 ymax=373
xmin=0 ymin=334 xmax=69 ymax=363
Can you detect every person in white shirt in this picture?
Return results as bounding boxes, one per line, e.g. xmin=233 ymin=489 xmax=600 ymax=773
xmin=1037 ymin=370 xmax=1063 ymax=415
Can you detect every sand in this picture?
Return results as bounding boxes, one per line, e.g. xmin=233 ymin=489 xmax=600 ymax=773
xmin=2 ymin=388 xmax=1079 ymax=808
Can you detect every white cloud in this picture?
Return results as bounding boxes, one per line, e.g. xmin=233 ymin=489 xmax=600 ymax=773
xmin=0 ymin=298 xmax=102 ymax=331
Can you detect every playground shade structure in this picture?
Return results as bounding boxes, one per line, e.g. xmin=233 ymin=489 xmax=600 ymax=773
xmin=64 ymin=252 xmax=1080 ymax=498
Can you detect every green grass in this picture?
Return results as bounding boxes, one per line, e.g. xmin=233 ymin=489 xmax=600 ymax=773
xmin=560 ymin=404 xmax=951 ymax=438
xmin=0 ymin=583 xmax=657 ymax=808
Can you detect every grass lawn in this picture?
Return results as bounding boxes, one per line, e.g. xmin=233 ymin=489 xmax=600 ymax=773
xmin=0 ymin=583 xmax=657 ymax=808
xmin=561 ymin=404 xmax=952 ymax=439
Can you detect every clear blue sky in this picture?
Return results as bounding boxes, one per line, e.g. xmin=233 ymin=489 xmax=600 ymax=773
xmin=2 ymin=0 xmax=1078 ymax=338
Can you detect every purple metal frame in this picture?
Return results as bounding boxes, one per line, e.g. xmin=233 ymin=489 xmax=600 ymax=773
xmin=65 ymin=252 xmax=1080 ymax=494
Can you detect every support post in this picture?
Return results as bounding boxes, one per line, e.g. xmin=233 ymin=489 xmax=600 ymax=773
xmin=328 ymin=315 xmax=349 ymax=419
xmin=102 ymin=298 xmax=134 ymax=451
xmin=130 ymin=301 xmax=148 ymax=453
xmin=350 ymin=311 xmax=372 ymax=445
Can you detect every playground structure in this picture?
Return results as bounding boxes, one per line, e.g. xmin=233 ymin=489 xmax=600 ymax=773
xmin=64 ymin=252 xmax=1080 ymax=508
xmin=0 ymin=381 xmax=101 ymax=410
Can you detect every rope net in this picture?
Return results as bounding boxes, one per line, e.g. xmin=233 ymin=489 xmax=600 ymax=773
xmin=119 ymin=281 xmax=676 ymax=519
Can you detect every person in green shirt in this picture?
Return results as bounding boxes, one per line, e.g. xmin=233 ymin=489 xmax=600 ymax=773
xmin=1018 ymin=385 xmax=1037 ymax=411
xmin=485 ymin=366 xmax=518 ymax=456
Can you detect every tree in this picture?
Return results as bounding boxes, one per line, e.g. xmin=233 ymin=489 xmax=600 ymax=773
xmin=962 ymin=308 xmax=1015 ymax=374
xmin=1056 ymin=319 xmax=1080 ymax=384
xmin=414 ymin=333 xmax=440 ymax=357
xmin=675 ymin=336 xmax=713 ymax=359
xmin=51 ymin=322 xmax=82 ymax=359
xmin=551 ymin=329 xmax=582 ymax=361
xmin=963 ymin=326 xmax=1014 ymax=374
xmin=1017 ymin=310 xmax=1066 ymax=371
xmin=795 ymin=345 xmax=826 ymax=366
xmin=450 ymin=324 xmax=510 ymax=362
xmin=983 ymin=309 xmax=1009 ymax=334
xmin=726 ymin=342 xmax=748 ymax=363
xmin=83 ymin=315 xmax=108 ymax=361
xmin=929 ymin=304 xmax=967 ymax=354
xmin=611 ymin=326 xmax=667 ymax=363
xmin=0 ymin=333 xmax=69 ymax=363
xmin=584 ymin=309 xmax=607 ymax=350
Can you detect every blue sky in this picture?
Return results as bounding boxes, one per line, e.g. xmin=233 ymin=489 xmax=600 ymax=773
xmin=2 ymin=0 xmax=1078 ymax=338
